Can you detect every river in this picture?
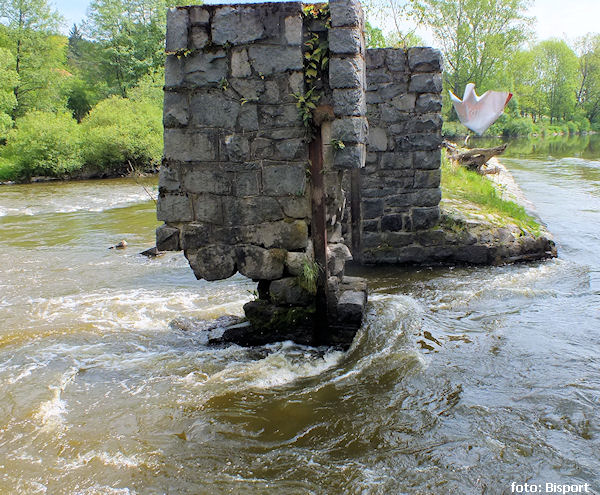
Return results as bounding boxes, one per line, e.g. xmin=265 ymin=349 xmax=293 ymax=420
xmin=0 ymin=135 xmax=598 ymax=494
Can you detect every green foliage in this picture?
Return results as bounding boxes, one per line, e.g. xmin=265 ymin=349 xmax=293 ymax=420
xmin=442 ymin=121 xmax=467 ymax=137
xmin=80 ymin=94 xmax=162 ymax=173
xmin=1 ymin=111 xmax=81 ymax=179
xmin=293 ymin=87 xmax=321 ymax=132
xmin=297 ymin=259 xmax=320 ymax=295
xmin=303 ymin=32 xmax=329 ymax=86
xmin=365 ymin=21 xmax=386 ymax=48
xmin=441 ymin=149 xmax=540 ymax=234
xmin=331 ymin=139 xmax=345 ymax=150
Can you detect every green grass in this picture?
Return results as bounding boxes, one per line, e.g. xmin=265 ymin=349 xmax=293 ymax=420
xmin=441 ymin=149 xmax=541 ymax=235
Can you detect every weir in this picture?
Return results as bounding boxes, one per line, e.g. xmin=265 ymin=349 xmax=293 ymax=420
xmin=156 ymin=0 xmax=443 ymax=347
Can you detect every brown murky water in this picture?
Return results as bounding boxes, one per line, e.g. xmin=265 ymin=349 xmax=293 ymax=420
xmin=0 ymin=136 xmax=599 ymax=494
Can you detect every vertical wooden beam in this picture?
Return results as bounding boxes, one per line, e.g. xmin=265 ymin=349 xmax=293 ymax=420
xmin=350 ymin=168 xmax=362 ymax=263
xmin=309 ymin=129 xmax=329 ymax=341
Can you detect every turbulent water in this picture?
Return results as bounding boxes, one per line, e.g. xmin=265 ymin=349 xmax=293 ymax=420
xmin=0 ymin=137 xmax=599 ymax=494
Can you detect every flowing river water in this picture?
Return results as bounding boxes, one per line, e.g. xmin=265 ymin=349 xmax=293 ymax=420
xmin=0 ymin=135 xmax=599 ymax=494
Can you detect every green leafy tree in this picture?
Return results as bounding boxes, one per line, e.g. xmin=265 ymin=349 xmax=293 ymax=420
xmin=0 ymin=46 xmax=18 ymax=138
xmin=412 ymin=0 xmax=532 ymax=101
xmin=0 ymin=0 xmax=65 ymax=116
xmin=575 ymin=34 xmax=600 ymax=123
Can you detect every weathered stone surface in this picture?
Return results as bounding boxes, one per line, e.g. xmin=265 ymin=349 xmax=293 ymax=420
xmin=330 ymin=0 xmax=362 ymax=27
xmin=233 ymin=170 xmax=261 ymax=196
xmin=332 ymin=117 xmax=368 ymax=144
xmin=381 ymin=214 xmax=403 ymax=232
xmin=222 ymin=196 xmax=284 ymax=226
xmin=246 ymin=220 xmax=308 ymax=250
xmin=414 ymin=169 xmax=441 ymax=188
xmin=237 ymin=245 xmax=285 ymax=280
xmin=248 ymin=45 xmax=303 ymax=75
xmin=413 ymin=149 xmax=441 ymax=169
xmin=270 ymin=277 xmax=312 ymax=305
xmin=222 ymin=134 xmax=250 ymax=162
xmin=363 ymin=198 xmax=384 ymax=219
xmin=416 ymin=93 xmax=443 ymax=113
xmin=366 ymin=48 xmax=385 ymax=68
xmin=262 ymin=163 xmax=306 ymax=195
xmin=186 ymin=245 xmax=237 ymax=281
xmin=259 ymin=104 xmax=301 ymax=128
xmin=190 ymin=92 xmax=240 ymax=128
xmin=277 ymin=196 xmax=311 ymax=219
xmin=163 ymin=91 xmax=188 ymax=127
xmin=193 ymin=194 xmax=224 ymax=224
xmin=191 ymin=26 xmax=208 ymax=50
xmin=211 ymin=6 xmax=265 ymax=45
xmin=285 ymin=251 xmax=311 ymax=276
xmin=333 ymin=88 xmax=366 ymax=116
xmin=380 ymin=152 xmax=412 ymax=169
xmin=394 ymin=133 xmax=442 ymax=152
xmin=367 ymin=127 xmax=387 ymax=151
xmin=158 ymin=163 xmax=180 ymax=192
xmin=333 ymin=143 xmax=365 ymax=169
xmin=183 ymin=167 xmax=231 ymax=195
xmin=391 ymin=93 xmax=416 ymax=112
xmin=157 ymin=193 xmax=193 ymax=222
xmin=284 ymin=15 xmax=303 ymax=45
xmin=166 ymin=8 xmax=189 ymax=53
xmin=156 ymin=224 xmax=180 ymax=251
xmin=184 ymin=51 xmax=228 ymax=86
xmin=189 ymin=6 xmax=209 ymax=25
xmin=231 ymin=48 xmax=251 ymax=78
xmin=165 ymin=55 xmax=184 ymax=88
xmin=411 ymin=206 xmax=440 ymax=229
xmin=329 ymin=56 xmax=363 ymax=88
xmin=414 ymin=188 xmax=442 ymax=207
xmin=329 ymin=27 xmax=363 ymax=55
xmin=328 ymin=242 xmax=352 ymax=278
xmin=409 ymin=73 xmax=443 ymax=93
xmin=385 ymin=49 xmax=407 ymax=72
xmin=180 ymin=222 xmax=211 ymax=250
xmin=237 ymin=104 xmax=259 ymax=131
xmin=408 ymin=47 xmax=442 ymax=72
xmin=337 ymin=290 xmax=366 ymax=324
xmin=274 ymin=139 xmax=306 ymax=160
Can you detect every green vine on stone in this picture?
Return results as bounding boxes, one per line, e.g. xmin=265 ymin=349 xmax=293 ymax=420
xmin=293 ymin=87 xmax=321 ymax=133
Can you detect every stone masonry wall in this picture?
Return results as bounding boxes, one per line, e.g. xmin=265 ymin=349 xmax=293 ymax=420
xmin=156 ymin=3 xmax=312 ymax=282
xmin=357 ymin=47 xmax=443 ymax=263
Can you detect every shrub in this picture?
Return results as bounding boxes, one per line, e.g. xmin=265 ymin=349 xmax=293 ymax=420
xmin=442 ymin=121 xmax=466 ymax=138
xmin=566 ymin=121 xmax=578 ymax=135
xmin=80 ymin=95 xmax=163 ymax=174
xmin=501 ymin=117 xmax=535 ymax=137
xmin=1 ymin=111 xmax=82 ymax=180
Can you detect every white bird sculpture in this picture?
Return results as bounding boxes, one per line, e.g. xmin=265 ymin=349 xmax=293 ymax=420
xmin=449 ymin=83 xmax=513 ymax=135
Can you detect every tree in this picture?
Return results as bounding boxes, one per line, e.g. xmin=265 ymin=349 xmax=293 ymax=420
xmin=86 ymin=0 xmax=176 ymax=97
xmin=412 ymin=0 xmax=532 ymax=100
xmin=0 ymin=46 xmax=18 ymax=138
xmin=575 ymin=34 xmax=600 ymax=123
xmin=0 ymin=0 xmax=65 ymax=117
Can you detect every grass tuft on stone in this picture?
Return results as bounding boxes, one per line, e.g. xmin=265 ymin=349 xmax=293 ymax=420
xmin=441 ymin=149 xmax=541 ymax=235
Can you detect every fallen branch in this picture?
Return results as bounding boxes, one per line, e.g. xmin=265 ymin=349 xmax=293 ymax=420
xmin=443 ymin=141 xmax=508 ymax=174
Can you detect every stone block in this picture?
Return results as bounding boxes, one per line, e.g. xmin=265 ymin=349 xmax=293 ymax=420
xmin=367 ymin=127 xmax=387 ymax=151
xmin=190 ymin=92 xmax=240 ymax=129
xmin=211 ymin=6 xmax=266 ymax=45
xmin=231 ymin=49 xmax=251 ymax=78
xmin=191 ymin=26 xmax=208 ymax=50
xmin=333 ymin=143 xmax=365 ymax=169
xmin=337 ymin=290 xmax=366 ymax=324
xmin=386 ymin=231 xmax=414 ymax=248
xmin=380 ymin=152 xmax=412 ymax=170
xmin=385 ymin=49 xmax=407 ymax=72
xmin=330 ymin=0 xmax=363 ymax=27
xmin=222 ymin=197 xmax=284 ymax=226
xmin=163 ymin=91 xmax=188 ymax=127
xmin=158 ymin=163 xmax=180 ymax=192
xmin=416 ymin=229 xmax=446 ymax=246
xmin=386 ymin=192 xmax=414 ymax=208
xmin=189 ymin=6 xmax=209 ymax=25
xmin=164 ymin=129 xmax=216 ymax=161
xmin=409 ymin=73 xmax=443 ymax=93
xmin=246 ymin=220 xmax=308 ymax=250
xmin=407 ymin=114 xmax=443 ymax=134
xmin=184 ymin=51 xmax=228 ymax=87
xmin=408 ymin=47 xmax=443 ymax=72
xmin=394 ymin=133 xmax=442 ymax=152
xmin=333 ymin=88 xmax=366 ymax=116
xmin=259 ymin=104 xmax=301 ymax=128
xmin=277 ymin=196 xmax=311 ymax=219
xmin=182 ymin=166 xmax=231 ymax=195
xmin=156 ymin=224 xmax=180 ymax=251
xmin=186 ymin=245 xmax=237 ymax=281
xmin=454 ymin=244 xmax=489 ymax=264
xmin=262 ymin=163 xmax=306 ymax=195
xmin=229 ymin=78 xmax=264 ymax=101
xmin=166 ymin=8 xmax=189 ymax=53
xmin=248 ymin=45 xmax=303 ymax=75
xmin=274 ymin=139 xmax=306 ymax=160
xmin=411 ymin=206 xmax=440 ymax=230
xmin=284 ymin=15 xmax=303 ymax=45
xmin=238 ymin=104 xmax=259 ymax=131
xmin=414 ymin=169 xmax=441 ymax=188
xmin=363 ymin=198 xmax=384 ymax=219
xmin=329 ymin=56 xmax=363 ymax=88
xmin=391 ymin=93 xmax=416 ymax=112
xmin=193 ymin=194 xmax=224 ymax=224
xmin=237 ymin=245 xmax=285 ymax=280
xmin=414 ymin=188 xmax=442 ymax=207
xmin=157 ymin=193 xmax=193 ymax=222
xmin=366 ymin=49 xmax=385 ymax=69
xmin=328 ymin=242 xmax=352 ymax=278
xmin=416 ymin=93 xmax=443 ymax=113
xmin=381 ymin=214 xmax=404 ymax=232
xmin=270 ymin=277 xmax=312 ymax=305
xmin=233 ymin=170 xmax=261 ymax=196
xmin=165 ymin=55 xmax=184 ymax=88
xmin=413 ymin=149 xmax=441 ymax=170
xmin=222 ymin=134 xmax=250 ymax=162
xmin=329 ymin=27 xmax=363 ymax=55
xmin=285 ymin=251 xmax=311 ymax=276
xmin=180 ymin=222 xmax=211 ymax=250
xmin=331 ymin=117 xmax=368 ymax=144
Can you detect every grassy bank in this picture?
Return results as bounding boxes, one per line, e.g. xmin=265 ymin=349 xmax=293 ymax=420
xmin=440 ymin=149 xmax=541 ymax=235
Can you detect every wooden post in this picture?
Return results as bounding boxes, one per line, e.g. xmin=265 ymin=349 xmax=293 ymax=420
xmin=309 ymin=129 xmax=329 ymax=341
xmin=350 ymin=168 xmax=362 ymax=262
